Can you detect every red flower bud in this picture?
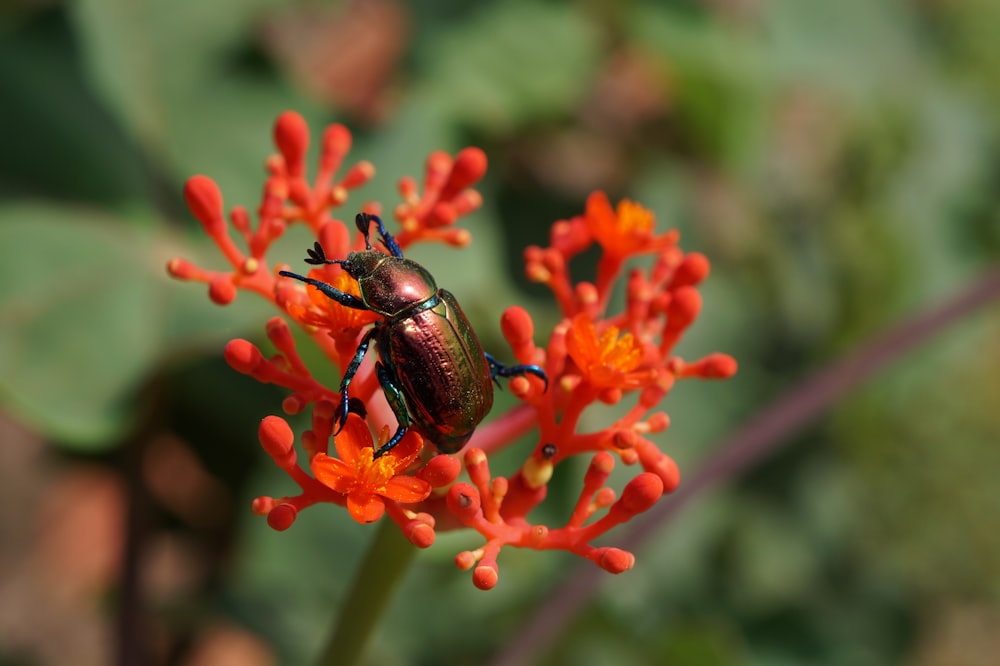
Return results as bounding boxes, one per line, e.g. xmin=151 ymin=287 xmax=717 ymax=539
xmin=596 ymin=547 xmax=635 ymax=574
xmin=416 ymin=455 xmax=462 ymax=488
xmin=446 ymin=483 xmax=482 ymax=522
xmin=666 ymin=286 xmax=702 ymax=331
xmin=473 ymin=564 xmax=499 ymax=590
xmin=267 ymin=503 xmax=297 ymax=531
xmin=224 ymin=339 xmax=264 ymax=374
xmin=442 ymin=147 xmax=487 ymax=198
xmin=184 ymin=175 xmax=226 ymax=237
xmin=273 ymin=111 xmax=309 ymax=178
xmin=259 ymin=415 xmax=295 ymax=465
xmin=402 ymin=521 xmax=436 ymax=548
xmin=670 ymin=252 xmax=710 ymax=288
xmin=322 ymin=123 xmax=352 ymax=159
xmin=208 ymin=275 xmax=236 ymax=304
xmin=619 ymin=473 xmax=663 ymax=515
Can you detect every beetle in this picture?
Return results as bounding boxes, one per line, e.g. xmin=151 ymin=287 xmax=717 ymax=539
xmin=279 ymin=213 xmax=548 ymax=458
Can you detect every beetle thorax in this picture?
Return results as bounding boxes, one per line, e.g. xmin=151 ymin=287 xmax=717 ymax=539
xmin=348 ymin=251 xmax=439 ymax=317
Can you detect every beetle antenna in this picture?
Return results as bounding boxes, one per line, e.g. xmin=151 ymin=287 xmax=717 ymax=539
xmin=304 ymin=241 xmax=342 ymax=266
xmin=355 ymin=213 xmax=374 ymax=250
xmin=356 ymin=212 xmax=404 ymax=258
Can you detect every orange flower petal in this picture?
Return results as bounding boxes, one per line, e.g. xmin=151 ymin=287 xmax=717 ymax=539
xmin=382 ymin=430 xmax=425 ymax=468
xmin=334 ymin=413 xmax=375 ymax=464
xmin=566 ymin=314 xmax=648 ymax=389
xmin=381 ymin=476 xmax=432 ymax=503
xmin=311 ymin=453 xmax=356 ymax=494
xmin=347 ymin=492 xmax=385 ymax=523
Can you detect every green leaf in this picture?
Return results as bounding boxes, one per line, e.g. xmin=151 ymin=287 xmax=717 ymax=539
xmin=421 ymin=1 xmax=601 ymax=130
xmin=0 ymin=11 xmax=152 ymax=204
xmin=68 ymin=0 xmax=324 ymax=206
xmin=0 ymin=203 xmax=268 ymax=449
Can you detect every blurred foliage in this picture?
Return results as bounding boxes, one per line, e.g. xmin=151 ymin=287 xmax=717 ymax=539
xmin=1 ymin=0 xmax=999 ymax=665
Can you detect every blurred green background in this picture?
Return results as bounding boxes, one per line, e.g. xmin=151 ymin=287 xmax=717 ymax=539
xmin=2 ymin=0 xmax=1000 ymax=664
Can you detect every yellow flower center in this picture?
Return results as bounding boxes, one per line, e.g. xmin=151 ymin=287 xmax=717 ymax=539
xmin=614 ymin=199 xmax=654 ymax=236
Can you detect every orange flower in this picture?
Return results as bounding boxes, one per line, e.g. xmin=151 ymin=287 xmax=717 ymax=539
xmin=566 ymin=314 xmax=652 ymax=390
xmin=280 ymin=269 xmax=380 ymax=333
xmin=584 ymin=191 xmax=674 ymax=257
xmin=311 ymin=414 xmax=431 ymax=523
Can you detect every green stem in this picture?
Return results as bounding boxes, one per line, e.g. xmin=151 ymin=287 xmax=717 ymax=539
xmin=315 ymin=519 xmax=416 ymax=666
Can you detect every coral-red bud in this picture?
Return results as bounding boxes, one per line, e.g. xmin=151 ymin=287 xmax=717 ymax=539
xmin=646 ymin=412 xmax=671 ymax=433
xmin=653 ymin=455 xmax=680 ymax=493
xmin=597 ymin=547 xmax=635 ymax=574
xmin=341 ymin=161 xmax=375 ymax=189
xmin=323 ymin=123 xmax=352 ymax=158
xmin=509 ymin=376 xmax=530 ymax=398
xmin=259 ymin=415 xmax=295 ymax=464
xmin=224 ymin=339 xmax=264 ymax=374
xmin=416 ymin=455 xmax=462 ymax=488
xmin=501 ymin=306 xmax=534 ymax=347
xmin=595 ymin=487 xmax=616 ymax=507
xmin=429 ymin=201 xmax=457 ymax=227
xmin=288 ymin=179 xmax=311 ymax=207
xmin=230 ymin=206 xmax=250 ymax=233
xmin=619 ymin=473 xmax=664 ymax=514
xmin=443 ymin=147 xmax=487 ymax=197
xmin=703 ymin=353 xmax=738 ymax=378
xmin=446 ymin=483 xmax=482 ymax=521
xmin=426 ymin=151 xmax=453 ymax=186
xmin=670 ymin=252 xmax=711 ymax=288
xmin=273 ymin=111 xmax=309 ymax=178
xmin=450 ymin=189 xmax=482 ymax=216
xmin=678 ymin=353 xmax=739 ymax=379
xmin=250 ymin=496 xmax=274 ymax=516
xmin=166 ymin=257 xmax=199 ymax=280
xmin=266 ymin=316 xmax=294 ymax=350
xmin=208 ymin=275 xmax=237 ymax=304
xmin=267 ymin=503 xmax=297 ymax=531
xmin=399 ymin=175 xmax=419 ymax=201
xmin=455 ymin=551 xmax=478 ymax=571
xmin=184 ymin=175 xmax=226 ymax=236
xmin=585 ymin=451 xmax=615 ymax=486
xmin=666 ymin=286 xmax=702 ymax=330
xmin=473 ymin=564 xmax=499 ymax=590
xmin=402 ymin=522 xmax=436 ymax=548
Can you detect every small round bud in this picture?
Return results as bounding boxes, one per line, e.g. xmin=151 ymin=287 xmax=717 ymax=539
xmin=402 ymin=522 xmax=435 ymax=549
xmin=670 ymin=252 xmax=710 ymax=288
xmin=473 ymin=564 xmax=499 ymax=590
xmin=267 ymin=503 xmax=297 ymax=531
xmin=416 ymin=455 xmax=462 ymax=488
xmin=184 ymin=175 xmax=225 ymax=236
xmin=224 ymin=339 xmax=263 ymax=374
xmin=446 ymin=483 xmax=481 ymax=521
xmin=597 ymin=547 xmax=635 ymax=574
xmin=619 ymin=473 xmax=664 ymax=514
xmin=666 ymin=286 xmax=702 ymax=331
xmin=273 ymin=111 xmax=309 ymax=177
xmin=259 ymin=416 xmax=295 ymax=464
xmin=208 ymin=275 xmax=236 ymax=304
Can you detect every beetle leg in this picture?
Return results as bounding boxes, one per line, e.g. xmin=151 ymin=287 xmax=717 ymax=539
xmin=356 ymin=212 xmax=404 ymax=259
xmin=372 ymin=361 xmax=412 ymax=459
xmin=335 ymin=328 xmax=378 ymax=434
xmin=278 ymin=271 xmax=368 ymax=310
xmin=485 ymin=352 xmax=549 ymax=393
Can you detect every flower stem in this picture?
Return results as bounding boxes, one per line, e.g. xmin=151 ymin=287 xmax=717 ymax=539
xmin=315 ymin=518 xmax=415 ymax=666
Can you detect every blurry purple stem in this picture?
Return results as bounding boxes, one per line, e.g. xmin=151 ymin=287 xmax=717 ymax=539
xmin=488 ymin=263 xmax=1000 ymax=666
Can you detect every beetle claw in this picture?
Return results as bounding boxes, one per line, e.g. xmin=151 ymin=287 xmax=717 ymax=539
xmin=485 ymin=353 xmax=549 ymax=393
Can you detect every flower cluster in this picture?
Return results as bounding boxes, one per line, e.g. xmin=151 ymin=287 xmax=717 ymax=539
xmin=168 ymin=111 xmax=736 ymax=589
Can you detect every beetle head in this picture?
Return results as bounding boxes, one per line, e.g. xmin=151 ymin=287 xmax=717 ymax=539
xmin=340 ymin=250 xmax=386 ymax=279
